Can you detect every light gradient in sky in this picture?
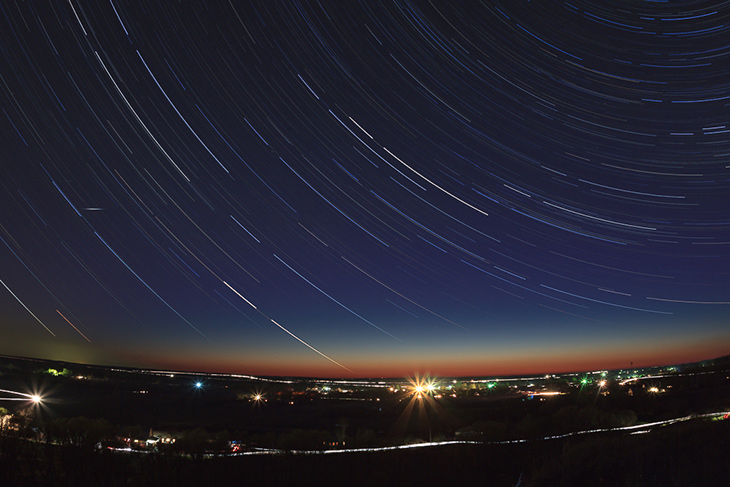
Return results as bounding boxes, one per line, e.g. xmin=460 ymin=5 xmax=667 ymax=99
xmin=1 ymin=1 xmax=729 ymax=377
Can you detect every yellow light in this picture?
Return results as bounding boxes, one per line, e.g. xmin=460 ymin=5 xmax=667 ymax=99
xmin=31 ymin=395 xmax=42 ymax=404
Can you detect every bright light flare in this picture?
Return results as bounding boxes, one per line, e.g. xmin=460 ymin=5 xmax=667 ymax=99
xmin=0 ymin=388 xmax=43 ymax=404
xmin=251 ymin=389 xmax=266 ymax=405
xmin=408 ymin=375 xmax=439 ymax=398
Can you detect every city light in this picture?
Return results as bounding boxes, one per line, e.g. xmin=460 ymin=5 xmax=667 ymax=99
xmin=410 ymin=376 xmax=439 ymax=398
xmin=251 ymin=389 xmax=266 ymax=406
xmin=0 ymin=388 xmax=43 ymax=404
xmin=406 ymin=374 xmax=440 ymax=400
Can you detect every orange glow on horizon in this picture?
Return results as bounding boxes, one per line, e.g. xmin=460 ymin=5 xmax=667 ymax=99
xmin=22 ymin=331 xmax=728 ymax=380
xmin=129 ymin=340 xmax=728 ymax=379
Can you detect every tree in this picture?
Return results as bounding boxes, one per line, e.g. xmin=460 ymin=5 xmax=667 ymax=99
xmin=46 ymin=417 xmax=114 ymax=449
xmin=277 ymin=429 xmax=330 ymax=451
xmin=174 ymin=427 xmax=211 ymax=457
xmin=0 ymin=408 xmax=9 ymax=432
xmin=355 ymin=428 xmax=377 ymax=447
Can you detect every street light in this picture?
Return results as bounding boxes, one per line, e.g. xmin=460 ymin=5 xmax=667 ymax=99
xmin=0 ymin=388 xmax=43 ymax=404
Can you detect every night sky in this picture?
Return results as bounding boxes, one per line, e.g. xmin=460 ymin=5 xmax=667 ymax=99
xmin=2 ymin=1 xmax=729 ymax=378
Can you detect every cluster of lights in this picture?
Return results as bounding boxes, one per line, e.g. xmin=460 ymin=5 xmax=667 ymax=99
xmin=410 ymin=377 xmax=438 ymax=398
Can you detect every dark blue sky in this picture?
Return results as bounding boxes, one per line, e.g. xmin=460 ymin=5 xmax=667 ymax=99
xmin=1 ymin=1 xmax=729 ymax=377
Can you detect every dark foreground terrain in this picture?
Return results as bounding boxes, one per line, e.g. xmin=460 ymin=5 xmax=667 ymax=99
xmin=1 ymin=354 xmax=729 ymax=486
xmin=1 ymin=417 xmax=728 ymax=487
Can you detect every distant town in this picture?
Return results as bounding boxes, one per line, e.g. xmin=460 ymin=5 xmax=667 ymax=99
xmin=1 ymin=353 xmax=729 ymax=486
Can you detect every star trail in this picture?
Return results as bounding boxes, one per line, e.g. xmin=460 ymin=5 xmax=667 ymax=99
xmin=1 ymin=1 xmax=729 ymax=377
